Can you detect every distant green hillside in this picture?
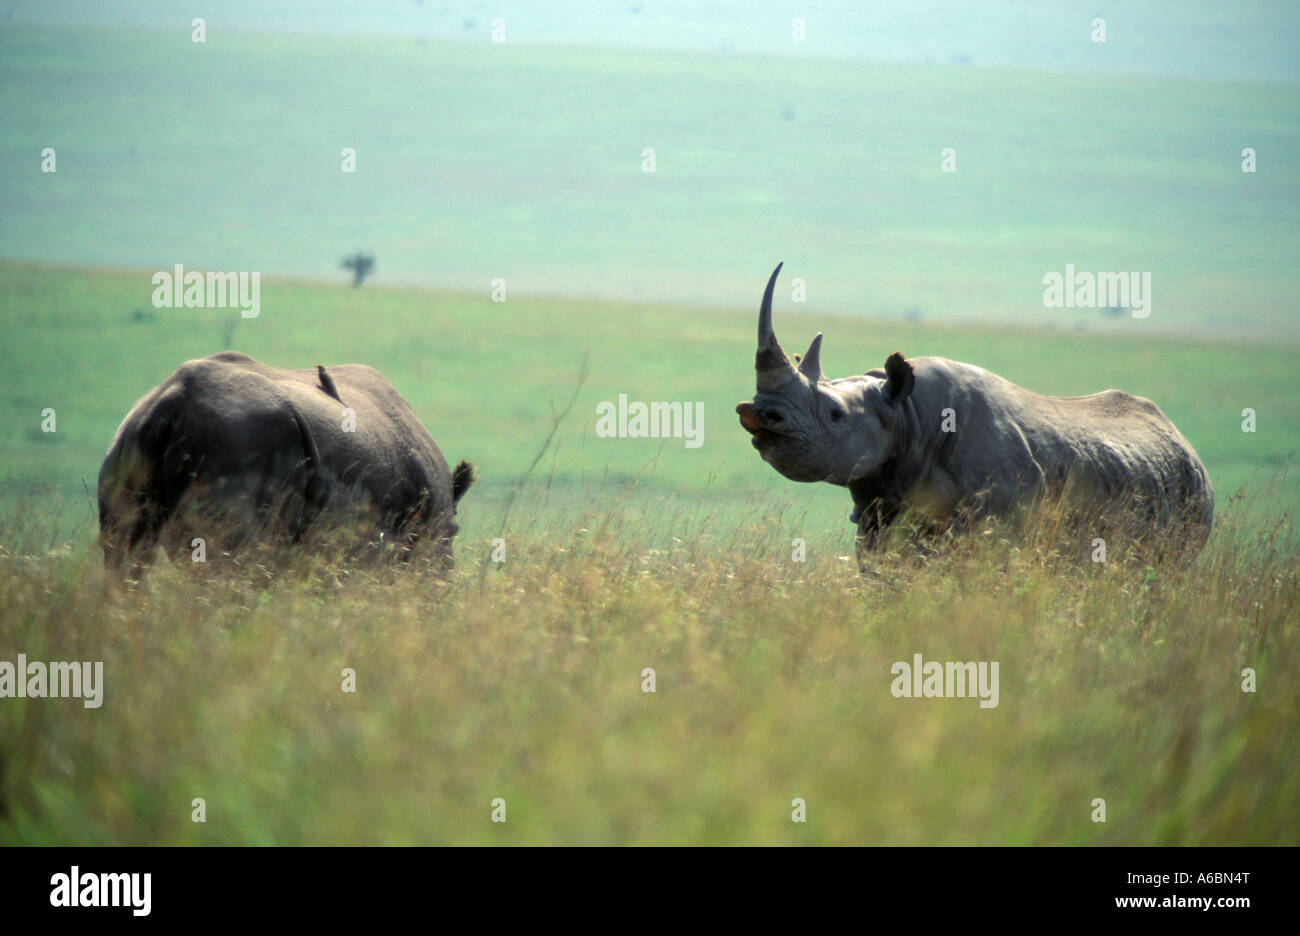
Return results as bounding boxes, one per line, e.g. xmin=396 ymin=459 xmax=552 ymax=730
xmin=1 ymin=26 xmax=1297 ymax=337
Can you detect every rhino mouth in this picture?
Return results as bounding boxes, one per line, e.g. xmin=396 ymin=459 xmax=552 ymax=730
xmin=736 ymin=402 xmax=783 ymax=445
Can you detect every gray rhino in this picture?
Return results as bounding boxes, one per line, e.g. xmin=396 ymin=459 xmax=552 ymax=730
xmin=736 ymin=264 xmax=1213 ymax=555
xmin=99 ymin=351 xmax=474 ymax=575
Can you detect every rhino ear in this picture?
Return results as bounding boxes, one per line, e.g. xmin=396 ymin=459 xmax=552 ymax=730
xmin=883 ymin=352 xmax=914 ymax=405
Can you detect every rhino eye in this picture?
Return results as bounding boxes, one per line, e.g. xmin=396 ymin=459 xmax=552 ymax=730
xmin=830 ymin=407 xmax=845 ymax=421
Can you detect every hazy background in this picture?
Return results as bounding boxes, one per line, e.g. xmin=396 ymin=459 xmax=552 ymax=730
xmin=2 ymin=0 xmax=1297 ymax=335
xmin=8 ymin=0 xmax=1300 ymax=79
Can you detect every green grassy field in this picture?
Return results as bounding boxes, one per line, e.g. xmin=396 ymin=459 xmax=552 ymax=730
xmin=2 ymin=262 xmax=1295 ymax=534
xmin=0 ymin=263 xmax=1297 ymax=844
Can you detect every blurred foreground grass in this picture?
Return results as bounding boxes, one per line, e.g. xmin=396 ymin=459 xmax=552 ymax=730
xmin=0 ymin=479 xmax=1295 ymax=845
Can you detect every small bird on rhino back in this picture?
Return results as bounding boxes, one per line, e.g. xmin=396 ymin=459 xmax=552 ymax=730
xmin=98 ymin=351 xmax=474 ymax=576
xmin=735 ymin=263 xmax=1213 ymax=561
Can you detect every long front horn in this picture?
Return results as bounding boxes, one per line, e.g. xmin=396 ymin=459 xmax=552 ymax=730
xmin=758 ymin=262 xmax=783 ymax=349
xmin=798 ymin=332 xmax=824 ymax=382
xmin=756 ymin=262 xmax=799 ymax=391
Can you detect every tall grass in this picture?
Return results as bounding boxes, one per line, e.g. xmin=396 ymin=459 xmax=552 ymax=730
xmin=0 ymin=477 xmax=1295 ymax=845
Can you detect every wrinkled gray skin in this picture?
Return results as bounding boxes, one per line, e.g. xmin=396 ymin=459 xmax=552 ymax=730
xmin=99 ymin=351 xmax=474 ymax=575
xmin=736 ymin=264 xmax=1213 ymax=556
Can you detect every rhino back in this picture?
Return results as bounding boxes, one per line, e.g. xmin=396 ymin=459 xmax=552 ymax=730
xmin=200 ymin=353 xmax=453 ymax=520
xmin=98 ymin=354 xmax=325 ymax=561
xmin=906 ymin=357 xmax=1213 ymax=527
xmin=99 ymin=352 xmax=457 ymax=562
xmin=277 ymin=361 xmax=456 ymax=518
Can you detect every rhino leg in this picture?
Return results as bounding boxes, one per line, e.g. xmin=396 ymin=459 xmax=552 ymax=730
xmin=852 ymin=496 xmax=903 ymax=569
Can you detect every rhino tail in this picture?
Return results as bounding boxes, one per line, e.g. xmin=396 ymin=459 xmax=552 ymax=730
xmin=451 ymin=460 xmax=476 ymax=504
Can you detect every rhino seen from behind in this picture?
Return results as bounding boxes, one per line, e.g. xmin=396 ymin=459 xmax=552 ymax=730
xmin=98 ymin=351 xmax=474 ymax=576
